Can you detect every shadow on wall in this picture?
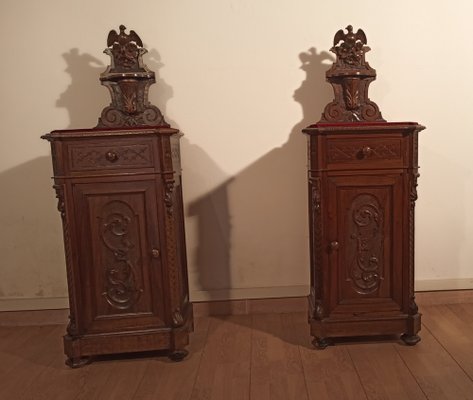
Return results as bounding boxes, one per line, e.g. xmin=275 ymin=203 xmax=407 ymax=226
xmin=0 ymin=158 xmax=68 ymax=300
xmin=188 ymin=48 xmax=334 ymax=306
xmin=10 ymin=45 xmax=335 ymax=314
xmin=57 ymin=48 xmax=107 ymax=128
xmin=0 ymin=48 xmax=108 ymax=302
xmin=144 ymin=50 xmax=234 ymax=303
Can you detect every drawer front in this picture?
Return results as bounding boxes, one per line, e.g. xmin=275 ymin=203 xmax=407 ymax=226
xmin=325 ymin=137 xmax=404 ymax=169
xmin=68 ymin=141 xmax=154 ymax=172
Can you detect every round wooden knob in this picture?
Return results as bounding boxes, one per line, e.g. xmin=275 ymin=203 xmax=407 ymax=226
xmin=330 ymin=241 xmax=340 ymax=251
xmin=105 ymin=151 xmax=119 ymax=162
xmin=361 ymin=146 xmax=373 ymax=157
xmin=151 ymin=249 xmax=160 ymax=258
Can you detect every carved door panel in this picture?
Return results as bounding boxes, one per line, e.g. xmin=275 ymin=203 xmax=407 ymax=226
xmin=73 ymin=180 xmax=166 ymax=334
xmin=326 ymin=174 xmax=404 ymax=315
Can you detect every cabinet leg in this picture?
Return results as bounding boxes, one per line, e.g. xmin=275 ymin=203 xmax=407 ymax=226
xmin=401 ymin=333 xmax=421 ymax=346
xmin=168 ymin=349 xmax=188 ymax=362
xmin=65 ymin=356 xmax=92 ymax=368
xmin=312 ymin=337 xmax=331 ymax=349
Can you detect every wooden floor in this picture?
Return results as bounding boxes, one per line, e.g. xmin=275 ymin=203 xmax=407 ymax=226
xmin=1 ymin=300 xmax=473 ymax=399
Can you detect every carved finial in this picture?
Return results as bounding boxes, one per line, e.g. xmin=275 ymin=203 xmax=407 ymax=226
xmin=97 ymin=25 xmax=167 ymax=128
xmin=319 ymin=25 xmax=384 ymax=123
xmin=331 ymin=25 xmax=368 ymax=67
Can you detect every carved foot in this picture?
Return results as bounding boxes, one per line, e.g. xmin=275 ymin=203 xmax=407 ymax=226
xmin=401 ymin=333 xmax=421 ymax=346
xmin=168 ymin=349 xmax=188 ymax=362
xmin=312 ymin=337 xmax=331 ymax=350
xmin=65 ymin=356 xmax=92 ymax=368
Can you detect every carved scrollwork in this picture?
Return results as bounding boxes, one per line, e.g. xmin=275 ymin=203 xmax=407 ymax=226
xmin=97 ymin=25 xmax=168 ymax=128
xmin=53 ymin=184 xmax=78 ymax=336
xmin=164 ymin=180 xmax=175 ymax=216
xmin=164 ymin=187 xmax=181 ymax=315
xmin=408 ymin=170 xmax=420 ymax=315
xmin=319 ymin=25 xmax=384 ymax=123
xmin=100 ymin=200 xmax=143 ymax=310
xmin=322 ymin=102 xmax=344 ymax=122
xmin=349 ymin=194 xmax=384 ymax=294
xmin=309 ymin=176 xmax=324 ymax=311
xmin=53 ymin=184 xmax=66 ymax=219
xmin=311 ymin=177 xmax=321 ymax=211
xmin=410 ymin=172 xmax=420 ymax=204
xmin=172 ymin=309 xmax=185 ymax=327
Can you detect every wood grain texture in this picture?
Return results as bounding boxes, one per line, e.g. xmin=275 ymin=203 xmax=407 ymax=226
xmin=348 ymin=343 xmax=427 ymax=400
xmin=250 ymin=313 xmax=308 ymax=400
xmin=190 ymin=315 xmax=252 ymax=400
xmin=42 ymin=126 xmax=192 ymax=365
xmin=303 ymin=122 xmax=424 ymax=344
xmin=420 ymin=304 xmax=473 ymax=381
xmin=395 ymin=325 xmax=473 ymax=400
xmin=1 ymin=295 xmax=473 ymax=400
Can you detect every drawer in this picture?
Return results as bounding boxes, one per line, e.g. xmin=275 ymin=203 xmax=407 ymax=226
xmin=68 ymin=141 xmax=154 ymax=172
xmin=325 ymin=137 xmax=404 ymax=169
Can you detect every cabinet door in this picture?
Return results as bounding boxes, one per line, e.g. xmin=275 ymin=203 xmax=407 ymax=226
xmin=326 ymin=173 xmax=404 ymax=316
xmin=72 ymin=179 xmax=166 ymax=334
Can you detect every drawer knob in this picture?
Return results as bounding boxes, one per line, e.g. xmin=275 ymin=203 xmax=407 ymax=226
xmin=329 ymin=241 xmax=339 ymax=251
xmin=151 ymin=249 xmax=160 ymax=258
xmin=105 ymin=151 xmax=119 ymax=162
xmin=361 ymin=146 xmax=373 ymax=157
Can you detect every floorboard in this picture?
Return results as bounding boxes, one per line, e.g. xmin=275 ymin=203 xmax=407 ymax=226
xmin=1 ymin=295 xmax=473 ymax=399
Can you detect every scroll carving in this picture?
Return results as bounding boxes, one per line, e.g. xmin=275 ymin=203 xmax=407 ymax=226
xmin=172 ymin=309 xmax=184 ymax=327
xmin=320 ymin=25 xmax=384 ymax=123
xmin=164 ymin=181 xmax=182 ymax=316
xmin=53 ymin=184 xmax=66 ymax=218
xmin=309 ymin=176 xmax=324 ymax=319
xmin=408 ymin=170 xmax=420 ymax=314
xmin=97 ymin=25 xmax=167 ymax=128
xmin=164 ymin=180 xmax=175 ymax=216
xmin=348 ymin=194 xmax=384 ymax=294
xmin=53 ymin=184 xmax=78 ymax=335
xmin=100 ymin=200 xmax=143 ymax=310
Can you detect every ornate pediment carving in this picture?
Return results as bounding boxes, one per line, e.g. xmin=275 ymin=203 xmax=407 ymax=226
xmin=320 ymin=25 xmax=385 ymax=123
xmin=97 ymin=25 xmax=167 ymax=128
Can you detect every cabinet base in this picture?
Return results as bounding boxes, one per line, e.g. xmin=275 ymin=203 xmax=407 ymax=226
xmin=400 ymin=333 xmax=421 ymax=346
xmin=312 ymin=337 xmax=332 ymax=349
xmin=168 ymin=349 xmax=189 ymax=362
xmin=309 ymin=313 xmax=421 ymax=348
xmin=63 ymin=310 xmax=193 ymax=367
xmin=65 ymin=356 xmax=92 ymax=368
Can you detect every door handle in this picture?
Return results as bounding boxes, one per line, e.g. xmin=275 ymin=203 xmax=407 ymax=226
xmin=329 ymin=241 xmax=339 ymax=251
xmin=151 ymin=249 xmax=160 ymax=258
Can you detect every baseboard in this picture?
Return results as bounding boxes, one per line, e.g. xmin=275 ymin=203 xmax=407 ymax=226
xmin=415 ymin=278 xmax=473 ymax=292
xmin=0 ymin=296 xmax=69 ymax=312
xmin=0 ymin=308 xmax=69 ymax=326
xmin=1 ymin=278 xmax=472 ymax=314
xmin=190 ymin=285 xmax=309 ymax=302
xmin=2 ymin=289 xmax=473 ymax=326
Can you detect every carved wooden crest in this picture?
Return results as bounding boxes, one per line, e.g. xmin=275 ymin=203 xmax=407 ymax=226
xmin=320 ymin=25 xmax=385 ymax=123
xmin=97 ymin=25 xmax=167 ymax=128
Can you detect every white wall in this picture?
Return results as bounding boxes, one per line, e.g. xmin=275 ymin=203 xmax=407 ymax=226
xmin=1 ymin=0 xmax=472 ymax=310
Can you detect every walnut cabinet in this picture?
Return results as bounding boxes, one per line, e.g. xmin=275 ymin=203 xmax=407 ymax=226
xmin=303 ymin=122 xmax=424 ymax=348
xmin=42 ymin=126 xmax=193 ymax=367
